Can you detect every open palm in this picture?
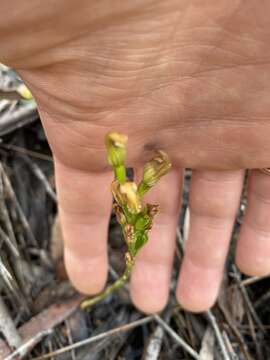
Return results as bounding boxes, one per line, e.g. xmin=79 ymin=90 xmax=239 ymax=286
xmin=3 ymin=0 xmax=270 ymax=312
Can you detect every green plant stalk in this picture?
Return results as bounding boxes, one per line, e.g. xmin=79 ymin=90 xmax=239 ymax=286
xmin=114 ymin=165 xmax=126 ymax=184
xmin=80 ymin=255 xmax=133 ymax=309
xmin=80 ymin=132 xmax=171 ymax=311
xmin=137 ymin=181 xmax=150 ymax=198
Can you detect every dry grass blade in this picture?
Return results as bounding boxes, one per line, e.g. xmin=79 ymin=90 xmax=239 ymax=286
xmin=254 ymin=288 xmax=270 ymax=309
xmin=0 ymin=296 xmax=22 ymax=350
xmin=0 ymin=225 xmax=19 ymax=258
xmin=232 ymin=267 xmax=264 ymax=332
xmin=154 ymin=314 xmax=200 ymax=359
xmin=222 ymin=331 xmax=238 ymax=360
xmin=183 ymin=206 xmax=190 ymax=243
xmin=241 ymin=274 xmax=270 ymax=287
xmin=0 ymin=254 xmax=20 ymax=297
xmin=31 ymin=316 xmax=154 ymax=360
xmin=143 ymin=325 xmax=164 ymax=360
xmin=0 ymin=296 xmax=82 ymax=359
xmin=23 ymin=157 xmax=56 ymax=202
xmin=206 ymin=310 xmax=231 ymax=360
xmin=0 ymin=143 xmax=53 ymax=162
xmin=246 ymin=310 xmax=263 ymax=360
xmin=5 ymin=330 xmax=53 ymax=360
xmin=199 ymin=326 xmax=215 ymax=360
xmin=0 ymin=171 xmax=18 ymax=250
xmin=0 ymin=99 xmax=38 ymax=136
xmin=65 ymin=319 xmax=76 ymax=360
xmin=217 ymin=301 xmax=253 ymax=360
xmin=0 ymin=163 xmax=38 ymax=247
xmin=176 ymin=227 xmax=184 ymax=252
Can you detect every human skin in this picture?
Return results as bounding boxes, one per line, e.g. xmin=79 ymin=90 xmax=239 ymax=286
xmin=1 ymin=0 xmax=270 ymax=313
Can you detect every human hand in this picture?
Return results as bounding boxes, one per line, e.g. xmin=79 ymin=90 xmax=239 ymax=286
xmin=2 ymin=0 xmax=270 ymax=313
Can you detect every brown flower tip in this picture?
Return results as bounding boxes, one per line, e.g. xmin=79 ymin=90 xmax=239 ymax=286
xmin=125 ymin=252 xmax=134 ymax=266
xmin=146 ymin=204 xmax=160 ymax=218
xmin=113 ymin=203 xmax=126 ymax=226
xmin=124 ymin=224 xmax=135 ymax=244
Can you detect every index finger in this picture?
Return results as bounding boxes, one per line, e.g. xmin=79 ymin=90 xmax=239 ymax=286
xmin=55 ymin=158 xmax=113 ymax=295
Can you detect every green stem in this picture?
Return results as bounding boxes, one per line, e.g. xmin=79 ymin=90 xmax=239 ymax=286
xmin=114 ymin=165 xmax=126 ymax=184
xmin=137 ymin=181 xmax=150 ymax=197
xmin=80 ymin=256 xmax=133 ymax=309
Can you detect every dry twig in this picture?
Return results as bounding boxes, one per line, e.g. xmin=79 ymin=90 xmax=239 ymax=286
xmin=241 ymin=274 xmax=270 ymax=287
xmin=0 ymin=296 xmax=82 ymax=359
xmin=154 ymin=314 xmax=200 ymax=359
xmin=0 ymin=163 xmax=38 ymax=247
xmin=232 ymin=267 xmax=264 ymax=332
xmin=206 ymin=310 xmax=230 ymax=360
xmin=23 ymin=157 xmax=56 ymax=202
xmin=32 ymin=316 xmax=154 ymax=360
xmin=143 ymin=325 xmax=164 ymax=360
xmin=217 ymin=301 xmax=253 ymax=360
xmin=199 ymin=326 xmax=215 ymax=360
xmin=0 ymin=296 xmax=22 ymax=350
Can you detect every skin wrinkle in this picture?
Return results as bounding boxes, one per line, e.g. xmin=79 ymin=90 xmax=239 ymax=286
xmin=193 ymin=171 xmax=241 ymax=182
xmin=183 ymin=254 xmax=224 ymax=273
xmin=177 ymin=17 xmax=268 ymax=109
xmin=123 ymin=0 xmax=192 ymax=95
xmin=64 ymin=230 xmax=108 ymax=257
xmin=2 ymin=0 xmax=166 ymax=66
xmin=61 ymin=30 xmax=268 ymax=75
xmin=50 ymin=117 xmax=268 ymax=168
xmin=65 ymin=250 xmax=107 ymax=271
xmin=189 ymin=211 xmax=234 ymax=229
xmin=21 ymin=16 xmax=270 ymax=131
xmin=189 ymin=0 xmax=244 ymax=64
xmin=58 ymin=199 xmax=112 ymax=219
xmin=179 ymin=25 xmax=266 ymax=46
xmin=29 ymin=10 xmax=258 ymax=120
xmin=250 ymin=189 xmax=270 ymax=205
xmin=241 ymin=220 xmax=270 ymax=240
xmin=186 ymin=242 xmax=230 ymax=268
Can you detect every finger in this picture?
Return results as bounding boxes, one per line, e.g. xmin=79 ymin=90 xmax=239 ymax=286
xmin=55 ymin=158 xmax=112 ymax=294
xmin=130 ymin=168 xmax=183 ymax=313
xmin=236 ymin=170 xmax=270 ymax=275
xmin=177 ymin=170 xmax=244 ymax=312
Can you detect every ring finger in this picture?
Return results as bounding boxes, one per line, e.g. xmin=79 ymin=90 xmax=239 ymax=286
xmin=177 ymin=169 xmax=244 ymax=312
xmin=236 ymin=169 xmax=270 ymax=275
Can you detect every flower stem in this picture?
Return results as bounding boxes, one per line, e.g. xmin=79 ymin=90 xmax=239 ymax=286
xmin=114 ymin=165 xmax=126 ymax=184
xmin=80 ymin=255 xmax=133 ymax=309
xmin=137 ymin=181 xmax=150 ymax=197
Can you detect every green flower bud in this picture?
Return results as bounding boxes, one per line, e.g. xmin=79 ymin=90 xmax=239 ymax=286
xmin=138 ymin=151 xmax=172 ymax=196
xmin=142 ymin=150 xmax=171 ymax=187
xmin=135 ymin=213 xmax=151 ymax=231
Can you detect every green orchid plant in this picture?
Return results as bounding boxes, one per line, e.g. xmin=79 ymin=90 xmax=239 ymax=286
xmin=81 ymin=132 xmax=171 ymax=309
